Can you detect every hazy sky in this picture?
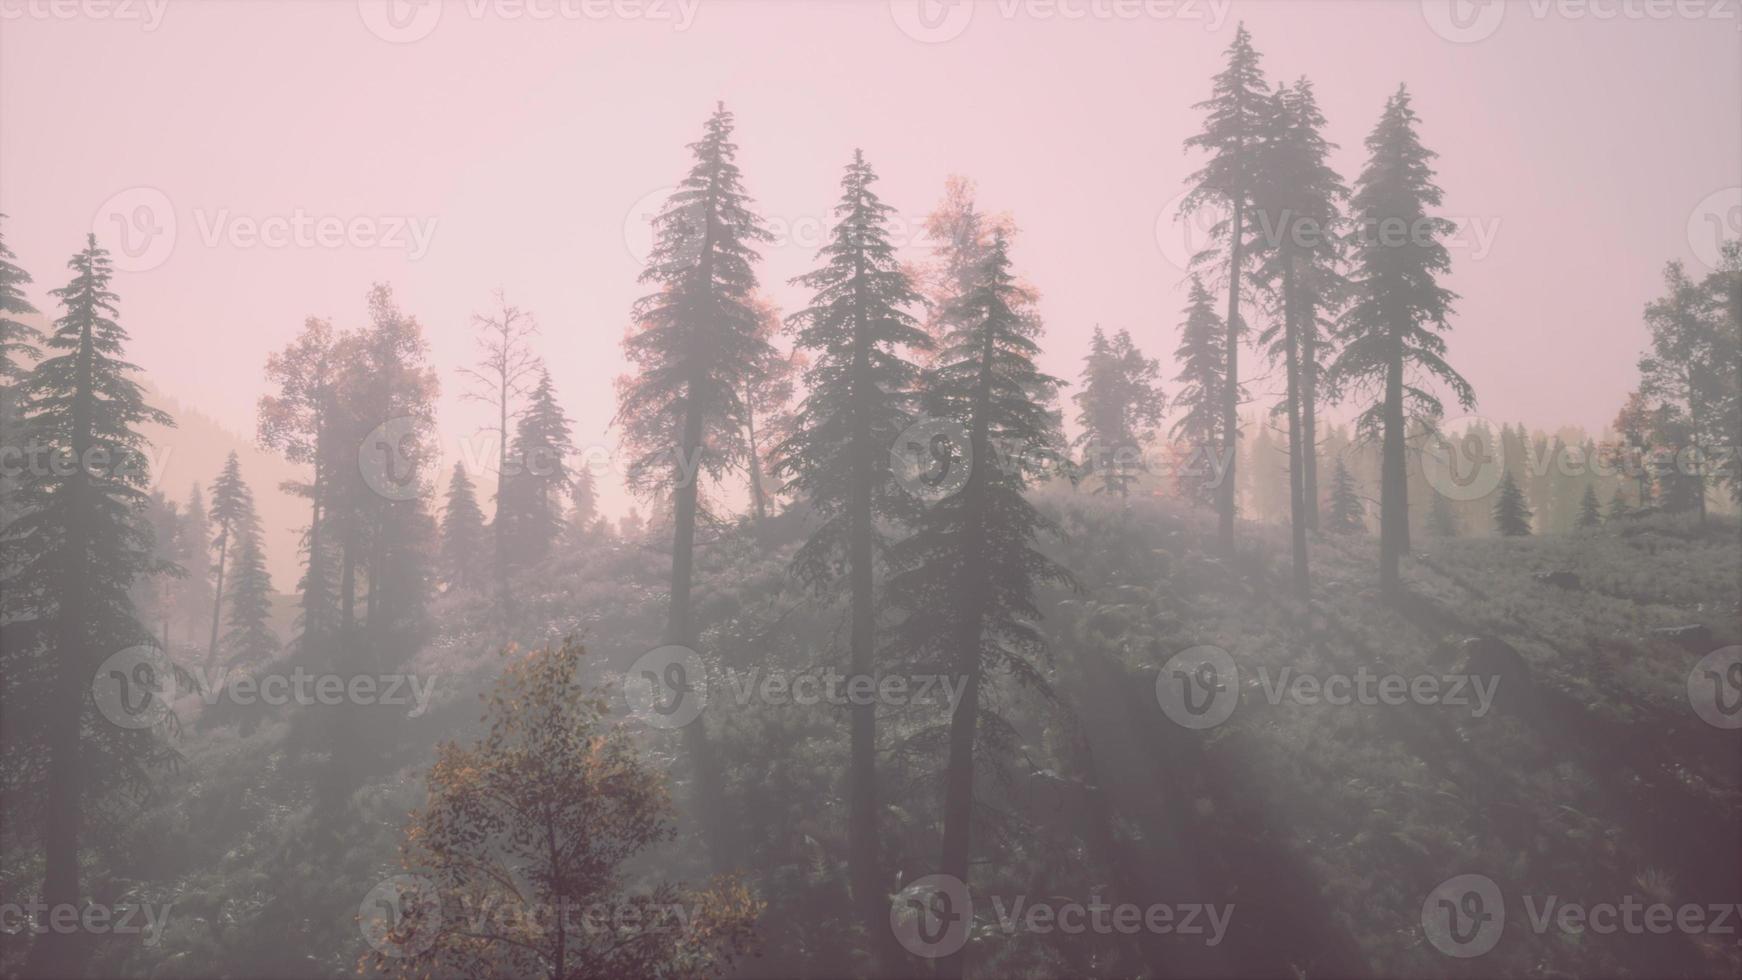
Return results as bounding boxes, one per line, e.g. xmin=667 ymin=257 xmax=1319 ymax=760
xmin=3 ymin=0 xmax=1738 ymax=521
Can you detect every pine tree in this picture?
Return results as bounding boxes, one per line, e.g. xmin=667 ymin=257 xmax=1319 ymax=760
xmin=497 ymin=369 xmax=573 ymax=571
xmin=771 ymin=150 xmax=930 ymax=970
xmin=1170 ymin=276 xmax=1229 ymax=506
xmin=0 ymin=213 xmax=41 ymax=415
xmin=1073 ymin=326 xmax=1164 ymax=498
xmin=1606 ymin=486 xmax=1631 ymax=523
xmin=2 ymin=235 xmax=172 ymax=976
xmin=440 ymin=463 xmax=487 ymax=592
xmin=884 ymin=232 xmax=1070 ymax=979
xmin=1575 ymin=484 xmax=1602 ymax=529
xmin=742 ymin=296 xmax=800 ymax=521
xmin=1251 ymin=78 xmax=1347 ymax=590
xmin=615 ymin=102 xmax=773 ymax=869
xmin=1325 ymin=458 xmax=1366 ymax=533
xmin=204 ymin=453 xmax=252 ymax=671
xmin=0 ymin=215 xmax=41 ymax=531
xmin=1426 ymin=491 xmax=1458 ymax=538
xmin=1182 ymin=22 xmax=1270 ymax=552
xmin=1326 ymin=86 xmax=1474 ymax=598
xmin=1493 ymin=470 xmax=1533 ymax=536
xmin=460 ymin=290 xmax=542 ymax=598
xmin=177 ymin=483 xmax=214 ymax=646
xmin=219 ymin=478 xmax=276 ymax=670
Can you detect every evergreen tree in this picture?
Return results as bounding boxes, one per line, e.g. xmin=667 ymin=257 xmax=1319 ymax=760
xmin=1325 ymin=458 xmax=1366 ymax=533
xmin=1182 ymin=22 xmax=1270 ymax=552
xmin=0 ymin=214 xmax=40 ymax=420
xmin=884 ymin=232 xmax=1070 ymax=979
xmin=1170 ymin=276 xmax=1229 ymax=506
xmin=1073 ymin=326 xmax=1164 ymax=498
xmin=567 ymin=465 xmax=599 ymax=534
xmin=460 ymin=290 xmax=542 ymax=598
xmin=741 ymin=296 xmax=800 ymax=521
xmin=205 ymin=453 xmax=252 ymax=671
xmin=177 ymin=483 xmax=214 ymax=646
xmin=615 ymin=102 xmax=774 ymax=869
xmin=497 ymin=369 xmax=573 ymax=571
xmin=440 ymin=463 xmax=487 ymax=592
xmin=1 ymin=235 xmax=173 ymax=976
xmin=771 ymin=149 xmax=930 ymax=970
xmin=1493 ymin=470 xmax=1533 ymax=536
xmin=1576 ymin=483 xmax=1603 ymax=529
xmin=1251 ymin=78 xmax=1347 ymax=590
xmin=1326 ymin=86 xmax=1474 ymax=597
xmin=1606 ymin=486 xmax=1631 ymax=523
xmin=219 ymin=478 xmax=276 ymax=670
xmin=1426 ymin=491 xmax=1458 ymax=538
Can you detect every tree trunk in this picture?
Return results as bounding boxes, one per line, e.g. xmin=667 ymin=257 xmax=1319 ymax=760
xmin=936 ymin=322 xmax=998 ymax=980
xmin=744 ymin=384 xmax=768 ymax=522
xmin=204 ymin=528 xmax=230 ymax=674
xmin=1283 ymin=262 xmax=1310 ymax=599
xmin=27 ymin=311 xmax=96 ymax=980
xmin=1218 ymin=194 xmax=1245 ymax=555
xmin=1379 ymin=328 xmax=1409 ymax=598
xmin=1302 ymin=325 xmax=1320 ymax=531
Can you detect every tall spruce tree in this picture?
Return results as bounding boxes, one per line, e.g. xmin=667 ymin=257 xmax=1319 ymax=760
xmin=2 ymin=235 xmax=172 ymax=977
xmin=1182 ymin=22 xmax=1270 ymax=552
xmin=497 ymin=369 xmax=573 ymax=571
xmin=1171 ymin=276 xmax=1231 ymax=506
xmin=1252 ymin=78 xmax=1347 ymax=585
xmin=219 ymin=477 xmax=276 ymax=670
xmin=205 ymin=453 xmax=252 ymax=671
xmin=440 ymin=463 xmax=487 ymax=591
xmin=1426 ymin=491 xmax=1458 ymax=538
xmin=1325 ymin=457 xmax=1366 ymax=533
xmin=258 ymin=317 xmax=340 ymax=655
xmin=772 ymin=150 xmax=930 ymax=971
xmin=615 ymin=102 xmax=774 ymax=869
xmin=1494 ymin=470 xmax=1532 ymax=536
xmin=1073 ymin=326 xmax=1164 ymax=498
xmin=1326 ymin=86 xmax=1473 ymax=598
xmin=884 ymin=231 xmax=1070 ymax=980
xmin=741 ymin=296 xmax=799 ymax=521
xmin=1576 ymin=484 xmax=1603 ymax=529
xmin=0 ymin=214 xmax=40 ymax=423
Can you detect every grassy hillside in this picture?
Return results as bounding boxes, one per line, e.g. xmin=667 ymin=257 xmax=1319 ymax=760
xmin=36 ymin=495 xmax=1739 ymax=979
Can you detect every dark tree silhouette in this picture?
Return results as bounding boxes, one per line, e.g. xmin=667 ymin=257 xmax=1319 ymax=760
xmin=1325 ymin=457 xmax=1366 ymax=534
xmin=771 ymin=149 xmax=930 ymax=972
xmin=440 ymin=462 xmax=487 ymax=592
xmin=1326 ymin=86 xmax=1473 ymax=598
xmin=1493 ymin=470 xmax=1533 ymax=536
xmin=1073 ymin=326 xmax=1164 ymax=498
xmin=1170 ymin=276 xmax=1230 ymax=507
xmin=497 ymin=369 xmax=574 ymax=571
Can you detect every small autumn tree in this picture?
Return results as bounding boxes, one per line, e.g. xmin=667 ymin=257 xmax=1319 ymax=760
xmin=367 ymin=639 xmax=762 ymax=980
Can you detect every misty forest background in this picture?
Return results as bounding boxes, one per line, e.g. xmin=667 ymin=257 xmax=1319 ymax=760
xmin=2 ymin=22 xmax=1740 ymax=980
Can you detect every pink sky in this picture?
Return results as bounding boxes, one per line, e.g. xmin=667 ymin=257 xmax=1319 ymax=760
xmin=3 ymin=0 xmax=1738 ymax=528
